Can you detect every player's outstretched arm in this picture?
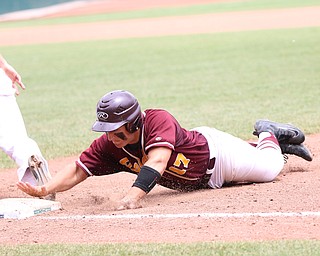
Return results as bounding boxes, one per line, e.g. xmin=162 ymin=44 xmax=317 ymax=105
xmin=115 ymin=147 xmax=172 ymax=211
xmin=17 ymin=162 xmax=88 ymax=197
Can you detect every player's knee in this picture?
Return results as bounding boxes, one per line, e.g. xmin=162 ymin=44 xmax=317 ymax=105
xmin=250 ymin=149 xmax=284 ymax=182
xmin=261 ymin=155 xmax=284 ymax=182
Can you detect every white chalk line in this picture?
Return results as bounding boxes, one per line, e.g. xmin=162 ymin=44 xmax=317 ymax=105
xmin=39 ymin=211 xmax=320 ymax=220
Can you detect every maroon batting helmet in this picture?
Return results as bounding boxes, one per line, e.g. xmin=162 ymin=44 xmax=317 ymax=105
xmin=92 ymin=90 xmax=142 ymax=132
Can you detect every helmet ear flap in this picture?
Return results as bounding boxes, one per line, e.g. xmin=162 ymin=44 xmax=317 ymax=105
xmin=126 ymin=113 xmax=142 ymax=133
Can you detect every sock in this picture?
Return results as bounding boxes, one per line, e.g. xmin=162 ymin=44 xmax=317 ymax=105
xmin=257 ymin=132 xmax=281 ymax=151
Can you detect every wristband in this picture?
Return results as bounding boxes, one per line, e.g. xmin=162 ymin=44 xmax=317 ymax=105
xmin=132 ymin=166 xmax=161 ymax=193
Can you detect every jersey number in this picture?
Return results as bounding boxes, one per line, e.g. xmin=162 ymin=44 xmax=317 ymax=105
xmin=168 ymin=153 xmax=190 ymax=175
xmin=119 ymin=153 xmax=190 ymax=176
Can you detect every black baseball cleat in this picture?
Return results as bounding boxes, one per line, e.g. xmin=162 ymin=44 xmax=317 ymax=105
xmin=253 ymin=119 xmax=305 ymax=144
xmin=280 ymin=143 xmax=313 ymax=162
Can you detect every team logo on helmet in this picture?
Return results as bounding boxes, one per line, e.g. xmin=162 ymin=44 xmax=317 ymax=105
xmin=97 ymin=112 xmax=109 ymax=121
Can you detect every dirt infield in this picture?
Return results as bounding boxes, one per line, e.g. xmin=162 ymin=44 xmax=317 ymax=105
xmin=1 ymin=0 xmax=320 ymax=244
xmin=1 ymin=5 xmax=320 ymax=46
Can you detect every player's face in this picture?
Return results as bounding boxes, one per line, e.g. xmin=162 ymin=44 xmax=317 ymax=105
xmin=107 ymin=125 xmax=136 ymax=148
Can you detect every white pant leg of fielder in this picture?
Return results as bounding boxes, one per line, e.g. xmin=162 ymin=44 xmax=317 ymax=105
xmin=194 ymin=127 xmax=284 ymax=188
xmin=0 ymin=95 xmax=46 ymax=185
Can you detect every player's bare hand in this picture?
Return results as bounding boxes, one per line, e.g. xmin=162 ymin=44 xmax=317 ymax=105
xmin=114 ymin=198 xmax=142 ymax=211
xmin=11 ymin=73 xmax=25 ymax=96
xmin=16 ymin=181 xmax=48 ymax=197
xmin=3 ymin=63 xmax=25 ymax=95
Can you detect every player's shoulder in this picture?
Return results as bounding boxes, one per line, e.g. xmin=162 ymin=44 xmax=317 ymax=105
xmin=144 ymin=109 xmax=179 ymax=129
xmin=144 ymin=108 xmax=175 ymax=121
xmin=145 ymin=108 xmax=172 ymax=116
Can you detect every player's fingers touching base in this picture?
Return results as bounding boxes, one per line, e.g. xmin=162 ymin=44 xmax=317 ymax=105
xmin=16 ymin=181 xmax=47 ymax=197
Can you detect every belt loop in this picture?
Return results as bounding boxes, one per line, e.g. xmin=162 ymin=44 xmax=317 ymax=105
xmin=208 ymin=157 xmax=216 ymax=170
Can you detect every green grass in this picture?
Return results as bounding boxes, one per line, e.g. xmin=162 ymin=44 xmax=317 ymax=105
xmin=0 ymin=0 xmax=319 ymax=28
xmin=1 ymin=240 xmax=320 ymax=255
xmin=0 ymin=27 xmax=319 ymax=168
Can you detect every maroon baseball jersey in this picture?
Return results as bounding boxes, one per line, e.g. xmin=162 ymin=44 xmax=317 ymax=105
xmin=77 ymin=109 xmax=212 ymax=191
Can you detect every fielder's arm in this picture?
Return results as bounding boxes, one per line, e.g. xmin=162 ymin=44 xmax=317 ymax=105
xmin=0 ymin=55 xmax=25 ymax=94
xmin=17 ymin=162 xmax=87 ymax=197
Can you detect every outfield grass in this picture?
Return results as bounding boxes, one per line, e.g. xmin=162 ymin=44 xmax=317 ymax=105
xmin=1 ymin=240 xmax=320 ymax=255
xmin=0 ymin=27 xmax=319 ymax=168
xmin=0 ymin=0 xmax=319 ymax=28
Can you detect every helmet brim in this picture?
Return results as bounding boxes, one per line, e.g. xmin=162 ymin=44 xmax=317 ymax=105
xmin=92 ymin=120 xmax=125 ymax=132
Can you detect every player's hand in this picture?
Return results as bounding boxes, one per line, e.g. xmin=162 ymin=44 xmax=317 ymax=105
xmin=3 ymin=63 xmax=25 ymax=95
xmin=114 ymin=198 xmax=142 ymax=211
xmin=16 ymin=181 xmax=49 ymax=197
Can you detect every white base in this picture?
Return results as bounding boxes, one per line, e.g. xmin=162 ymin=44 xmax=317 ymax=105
xmin=0 ymin=198 xmax=62 ymax=219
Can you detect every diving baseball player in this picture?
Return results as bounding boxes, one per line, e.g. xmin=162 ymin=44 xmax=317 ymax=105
xmin=17 ymin=90 xmax=312 ymax=209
